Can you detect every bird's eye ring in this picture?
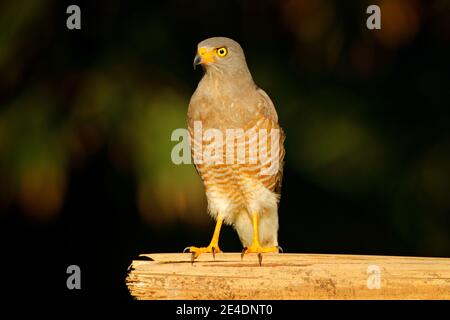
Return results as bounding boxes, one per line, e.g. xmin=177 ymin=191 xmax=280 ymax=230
xmin=216 ymin=47 xmax=228 ymax=57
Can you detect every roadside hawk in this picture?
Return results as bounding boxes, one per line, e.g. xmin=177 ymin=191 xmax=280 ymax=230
xmin=184 ymin=37 xmax=285 ymax=265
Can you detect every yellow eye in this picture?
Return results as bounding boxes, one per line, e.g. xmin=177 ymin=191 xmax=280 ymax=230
xmin=216 ymin=47 xmax=228 ymax=57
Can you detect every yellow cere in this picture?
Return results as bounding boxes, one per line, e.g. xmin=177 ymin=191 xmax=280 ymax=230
xmin=198 ymin=47 xmax=216 ymax=64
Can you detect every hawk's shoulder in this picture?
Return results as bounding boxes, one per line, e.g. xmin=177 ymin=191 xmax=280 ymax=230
xmin=255 ymin=87 xmax=279 ymax=123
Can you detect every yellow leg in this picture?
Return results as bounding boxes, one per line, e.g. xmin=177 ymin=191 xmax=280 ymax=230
xmin=241 ymin=214 xmax=280 ymax=265
xmin=184 ymin=217 xmax=223 ymax=262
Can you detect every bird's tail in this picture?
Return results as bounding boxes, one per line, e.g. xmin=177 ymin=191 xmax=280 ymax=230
xmin=233 ymin=207 xmax=279 ymax=248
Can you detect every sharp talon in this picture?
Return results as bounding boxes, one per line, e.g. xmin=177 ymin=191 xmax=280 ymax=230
xmin=212 ymin=247 xmax=216 ymax=260
xmin=277 ymin=246 xmax=284 ymax=253
xmin=183 ymin=247 xmax=191 ymax=253
xmin=241 ymin=247 xmax=247 ymax=261
xmin=258 ymin=253 xmax=263 ymax=266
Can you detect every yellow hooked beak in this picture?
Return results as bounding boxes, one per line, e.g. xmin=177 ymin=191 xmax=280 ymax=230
xmin=193 ymin=47 xmax=215 ymax=69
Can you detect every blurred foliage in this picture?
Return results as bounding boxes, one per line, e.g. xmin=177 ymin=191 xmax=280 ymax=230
xmin=0 ymin=0 xmax=450 ymax=256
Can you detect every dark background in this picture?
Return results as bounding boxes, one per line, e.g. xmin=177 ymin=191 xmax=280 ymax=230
xmin=1 ymin=0 xmax=449 ymax=300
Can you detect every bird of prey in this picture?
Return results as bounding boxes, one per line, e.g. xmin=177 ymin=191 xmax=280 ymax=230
xmin=184 ymin=37 xmax=285 ymax=265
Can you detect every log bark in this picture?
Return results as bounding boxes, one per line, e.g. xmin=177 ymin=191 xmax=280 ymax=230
xmin=126 ymin=253 xmax=450 ymax=300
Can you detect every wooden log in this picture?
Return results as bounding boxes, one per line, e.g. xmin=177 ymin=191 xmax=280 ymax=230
xmin=126 ymin=253 xmax=450 ymax=300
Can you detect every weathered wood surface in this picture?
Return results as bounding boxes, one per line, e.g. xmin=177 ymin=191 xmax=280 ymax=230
xmin=126 ymin=253 xmax=450 ymax=300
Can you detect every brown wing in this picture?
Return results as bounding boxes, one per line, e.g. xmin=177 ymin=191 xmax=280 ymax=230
xmin=274 ymin=126 xmax=285 ymax=195
xmin=252 ymin=88 xmax=285 ymax=196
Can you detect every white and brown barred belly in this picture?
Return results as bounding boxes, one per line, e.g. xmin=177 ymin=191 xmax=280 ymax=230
xmin=189 ymin=116 xmax=285 ymax=224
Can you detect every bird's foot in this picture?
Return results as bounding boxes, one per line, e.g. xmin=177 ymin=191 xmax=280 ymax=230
xmin=241 ymin=244 xmax=282 ymax=266
xmin=183 ymin=244 xmax=222 ymax=263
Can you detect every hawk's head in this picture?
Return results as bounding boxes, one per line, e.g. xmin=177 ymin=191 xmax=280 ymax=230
xmin=193 ymin=37 xmax=248 ymax=74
